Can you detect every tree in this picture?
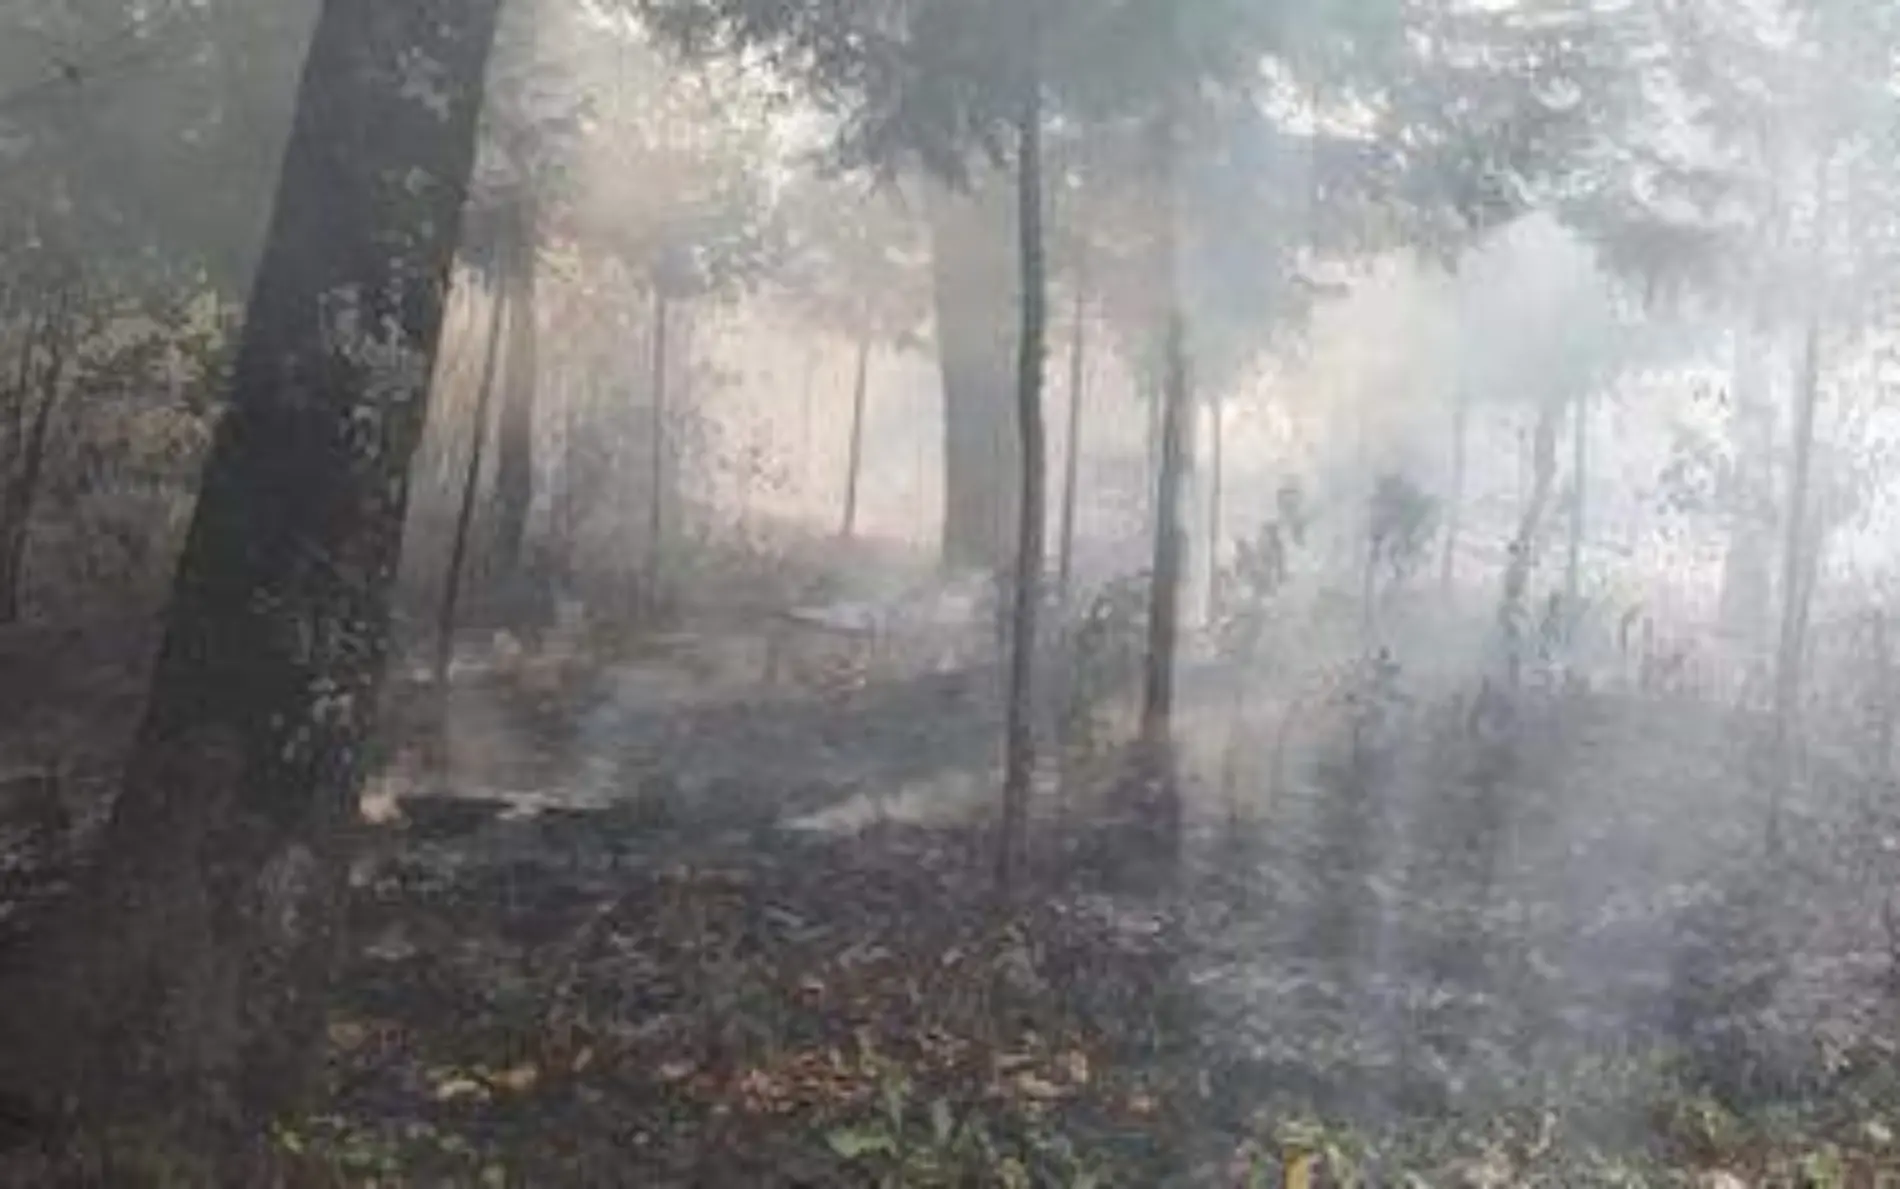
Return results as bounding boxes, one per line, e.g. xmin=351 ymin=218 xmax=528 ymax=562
xmin=0 ymin=0 xmax=502 ymax=1169
xmin=571 ymin=32 xmax=778 ymax=618
xmin=0 ymin=0 xmax=318 ymax=624
xmin=462 ymin=0 xmax=589 ymax=589
xmin=1055 ymin=249 xmax=1089 ymax=606
xmin=775 ymin=177 xmax=931 ymax=542
xmin=930 ymin=172 xmax=1027 ymax=571
xmin=999 ymin=9 xmax=1048 ymax=889
xmin=643 ymin=0 xmax=1057 ymax=881
xmin=1571 ymin=0 xmax=1900 ymax=843
xmin=433 ymin=273 xmax=511 ymax=699
xmin=0 ymin=262 xmax=82 ymax=622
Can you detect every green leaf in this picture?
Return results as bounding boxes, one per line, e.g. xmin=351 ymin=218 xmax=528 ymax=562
xmin=930 ymin=1097 xmax=956 ymax=1146
xmin=828 ymin=1125 xmax=898 ymax=1161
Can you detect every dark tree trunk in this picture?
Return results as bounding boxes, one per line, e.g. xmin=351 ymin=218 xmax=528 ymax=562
xmin=1056 ymin=271 xmax=1087 ymax=607
xmin=0 ymin=285 xmax=73 ymax=625
xmin=434 ymin=280 xmax=509 ymax=694
xmin=999 ymin=57 xmax=1047 ymax=892
xmin=0 ymin=0 xmax=502 ymax=1168
xmin=840 ymin=333 xmax=871 ymax=540
xmin=646 ymin=291 xmax=669 ymax=620
xmin=491 ymin=197 xmax=539 ymax=582
xmin=927 ymin=176 xmax=1020 ymax=574
xmin=1771 ymin=318 xmax=1822 ymax=852
xmin=1137 ymin=111 xmax=1189 ymax=856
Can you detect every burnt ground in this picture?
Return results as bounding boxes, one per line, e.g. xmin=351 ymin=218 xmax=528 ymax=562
xmin=8 ymin=617 xmax=1900 ymax=1185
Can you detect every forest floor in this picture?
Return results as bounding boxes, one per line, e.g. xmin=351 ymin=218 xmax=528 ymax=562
xmin=8 ymin=614 xmax=1900 ymax=1185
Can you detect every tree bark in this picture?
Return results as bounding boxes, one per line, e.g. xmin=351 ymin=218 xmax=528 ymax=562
xmin=434 ymin=279 xmax=509 ymax=694
xmin=840 ymin=332 xmax=870 ymax=540
xmin=999 ymin=52 xmax=1047 ymax=892
xmin=491 ymin=196 xmax=539 ymax=582
xmin=1056 ymin=270 xmax=1087 ymax=607
xmin=0 ymin=0 xmax=503 ymax=1167
xmin=927 ymin=175 xmax=1020 ymax=574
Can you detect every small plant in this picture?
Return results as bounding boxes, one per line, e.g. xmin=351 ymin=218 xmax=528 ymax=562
xmin=825 ymin=1056 xmax=1102 ymax=1188
xmin=1058 ymin=572 xmax=1149 ymax=790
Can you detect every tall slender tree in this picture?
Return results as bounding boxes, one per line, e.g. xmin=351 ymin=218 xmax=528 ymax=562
xmin=999 ymin=5 xmax=1048 ymax=889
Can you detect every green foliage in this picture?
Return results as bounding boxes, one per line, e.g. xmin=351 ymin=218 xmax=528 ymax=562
xmin=1367 ymin=473 xmax=1439 ymax=590
xmin=0 ymin=0 xmax=313 ymax=303
xmin=824 ymin=1056 xmax=1105 ymax=1188
xmin=566 ymin=26 xmax=782 ymax=301
xmin=776 ymin=175 xmax=933 ymax=347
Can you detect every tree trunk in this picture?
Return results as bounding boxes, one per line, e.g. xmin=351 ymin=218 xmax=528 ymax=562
xmin=799 ymin=342 xmax=819 ymax=497
xmin=1719 ymin=318 xmax=1776 ymax=647
xmin=840 ymin=332 xmax=871 ymax=540
xmin=927 ymin=175 xmax=1021 ymax=574
xmin=1206 ymin=387 xmax=1224 ymax=624
xmin=1056 ymin=271 xmax=1087 ymax=607
xmin=1564 ymin=387 xmax=1589 ymax=629
xmin=0 ymin=285 xmax=72 ymax=625
xmin=1137 ymin=109 xmax=1189 ymax=856
xmin=0 ymin=0 xmax=502 ymax=1168
xmin=646 ymin=291 xmax=669 ymax=620
xmin=1440 ymin=386 xmax=1467 ymax=597
xmin=999 ymin=54 xmax=1047 ymax=892
xmin=433 ymin=279 xmax=509 ymax=695
xmin=491 ymin=196 xmax=539 ymax=582
xmin=1771 ymin=318 xmax=1822 ymax=852
xmin=1500 ymin=394 xmax=1562 ymax=688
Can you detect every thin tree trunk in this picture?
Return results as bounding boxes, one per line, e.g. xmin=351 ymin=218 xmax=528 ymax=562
xmin=1564 ymin=387 xmax=1589 ymax=629
xmin=1056 ymin=272 xmax=1087 ymax=607
xmin=492 ymin=196 xmax=539 ymax=582
xmin=433 ymin=279 xmax=509 ymax=695
xmin=1440 ymin=387 xmax=1467 ymax=597
xmin=840 ymin=332 xmax=871 ymax=540
xmin=1206 ymin=387 xmax=1224 ymax=623
xmin=999 ymin=47 xmax=1047 ymax=891
xmin=0 ymin=284 xmax=71 ymax=624
xmin=799 ymin=343 xmax=818 ymax=497
xmin=1362 ymin=508 xmax=1380 ymax=640
xmin=1771 ymin=318 xmax=1822 ymax=853
xmin=0 ymin=0 xmax=502 ymax=1165
xmin=1145 ymin=358 xmax=1164 ymax=510
xmin=646 ymin=291 xmax=669 ymax=620
xmin=1719 ymin=317 xmax=1775 ymax=646
xmin=1872 ymin=609 xmax=1895 ymax=782
xmin=1500 ymin=394 xmax=1561 ymax=688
